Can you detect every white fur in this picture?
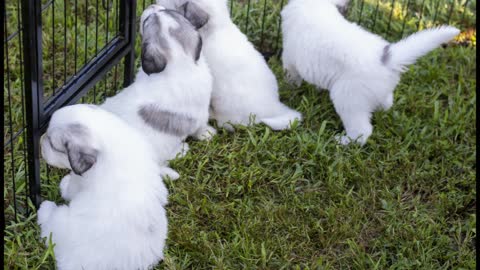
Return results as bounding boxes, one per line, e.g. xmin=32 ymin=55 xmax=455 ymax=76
xmin=101 ymin=4 xmax=215 ymax=164
xmin=37 ymin=104 xmax=168 ymax=270
xmin=157 ymin=0 xmax=302 ymax=131
xmin=281 ymin=0 xmax=460 ymax=144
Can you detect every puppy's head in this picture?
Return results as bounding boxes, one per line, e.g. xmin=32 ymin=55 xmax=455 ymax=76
xmin=41 ymin=105 xmax=103 ymax=176
xmin=140 ymin=4 xmax=207 ymax=75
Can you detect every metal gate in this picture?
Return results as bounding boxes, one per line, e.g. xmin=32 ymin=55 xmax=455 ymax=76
xmin=5 ymin=0 xmax=137 ymax=220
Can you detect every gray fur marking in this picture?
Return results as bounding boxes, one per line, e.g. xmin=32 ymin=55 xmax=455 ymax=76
xmin=179 ymin=2 xmax=209 ymax=30
xmin=139 ymin=104 xmax=197 ymax=137
xmin=165 ymin=10 xmax=203 ymax=61
xmin=381 ymin=44 xmax=391 ymax=65
xmin=142 ymin=13 xmax=171 ymax=74
xmin=64 ymin=124 xmax=98 ymax=176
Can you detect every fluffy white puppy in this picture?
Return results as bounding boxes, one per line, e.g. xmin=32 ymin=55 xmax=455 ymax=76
xmin=281 ymin=0 xmax=460 ymax=145
xmin=37 ymin=104 xmax=168 ymax=270
xmin=101 ymin=4 xmax=215 ymax=166
xmin=156 ymin=0 xmax=302 ymax=131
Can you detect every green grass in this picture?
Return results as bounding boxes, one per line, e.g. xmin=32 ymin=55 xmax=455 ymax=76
xmin=4 ymin=0 xmax=476 ymax=269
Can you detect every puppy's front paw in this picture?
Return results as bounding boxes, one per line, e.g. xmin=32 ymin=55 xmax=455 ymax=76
xmin=335 ymin=135 xmax=366 ymax=146
xmin=195 ymin=125 xmax=217 ymax=141
xmin=60 ymin=174 xmax=72 ymax=200
xmin=159 ymin=167 xmax=180 ymax=181
xmin=37 ymin=201 xmax=57 ymax=224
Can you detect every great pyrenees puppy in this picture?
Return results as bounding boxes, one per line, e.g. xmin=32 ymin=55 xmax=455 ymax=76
xmin=281 ymin=0 xmax=460 ymax=145
xmin=101 ymin=4 xmax=214 ymax=166
xmin=37 ymin=104 xmax=168 ymax=270
xmin=156 ymin=0 xmax=302 ymax=131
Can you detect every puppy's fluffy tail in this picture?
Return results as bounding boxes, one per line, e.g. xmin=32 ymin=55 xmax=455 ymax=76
xmin=383 ymin=26 xmax=460 ymax=72
xmin=260 ymin=106 xmax=302 ymax=131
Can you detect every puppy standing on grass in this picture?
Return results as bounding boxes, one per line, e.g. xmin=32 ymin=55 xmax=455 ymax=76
xmin=37 ymin=104 xmax=168 ymax=270
xmin=281 ymin=0 xmax=460 ymax=145
xmin=101 ymin=4 xmax=215 ymax=170
xmin=157 ymin=0 xmax=303 ymax=131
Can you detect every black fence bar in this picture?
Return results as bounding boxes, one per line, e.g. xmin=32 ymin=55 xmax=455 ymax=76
xmin=42 ymin=37 xmax=129 ymax=123
xmin=122 ymin=0 xmax=136 ymax=87
xmin=22 ymin=0 xmax=44 ymax=208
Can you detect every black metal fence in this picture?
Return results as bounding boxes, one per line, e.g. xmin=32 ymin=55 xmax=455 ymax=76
xmin=4 ymin=0 xmax=137 ymax=221
xmin=3 ymin=0 xmax=476 ymax=222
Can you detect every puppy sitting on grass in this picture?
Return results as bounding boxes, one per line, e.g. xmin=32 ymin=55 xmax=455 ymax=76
xmin=37 ymin=104 xmax=168 ymax=270
xmin=101 ymin=4 xmax=215 ymax=171
xmin=281 ymin=0 xmax=460 ymax=145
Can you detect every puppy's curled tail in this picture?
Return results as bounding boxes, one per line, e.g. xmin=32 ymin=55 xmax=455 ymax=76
xmin=260 ymin=106 xmax=302 ymax=131
xmin=382 ymin=26 xmax=460 ymax=72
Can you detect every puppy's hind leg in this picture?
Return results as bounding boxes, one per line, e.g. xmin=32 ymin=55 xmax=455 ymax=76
xmin=260 ymin=104 xmax=302 ymax=130
xmin=330 ymin=84 xmax=373 ymax=145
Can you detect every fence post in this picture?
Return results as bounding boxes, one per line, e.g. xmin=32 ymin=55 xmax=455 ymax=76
xmin=122 ymin=0 xmax=137 ymax=87
xmin=22 ymin=0 xmax=44 ymax=209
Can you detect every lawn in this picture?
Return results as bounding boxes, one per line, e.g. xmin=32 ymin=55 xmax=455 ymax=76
xmin=4 ymin=0 xmax=476 ymax=269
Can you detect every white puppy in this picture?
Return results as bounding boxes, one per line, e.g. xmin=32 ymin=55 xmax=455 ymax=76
xmin=37 ymin=104 xmax=168 ymax=270
xmin=101 ymin=4 xmax=214 ymax=166
xmin=281 ymin=0 xmax=460 ymax=145
xmin=156 ymin=0 xmax=302 ymax=131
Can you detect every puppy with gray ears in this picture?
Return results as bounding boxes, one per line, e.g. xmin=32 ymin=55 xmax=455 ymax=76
xmin=101 ymin=4 xmax=215 ymax=167
xmin=157 ymin=0 xmax=302 ymax=131
xmin=281 ymin=0 xmax=460 ymax=145
xmin=37 ymin=104 xmax=168 ymax=270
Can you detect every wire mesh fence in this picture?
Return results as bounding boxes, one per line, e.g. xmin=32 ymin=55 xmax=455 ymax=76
xmin=4 ymin=0 xmax=136 ymax=221
xmin=3 ymin=0 xmax=477 ymax=222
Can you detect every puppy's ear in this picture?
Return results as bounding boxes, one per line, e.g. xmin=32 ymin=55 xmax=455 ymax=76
xmin=66 ymin=143 xmax=98 ymax=176
xmin=194 ymin=36 xmax=202 ymax=61
xmin=64 ymin=124 xmax=98 ymax=175
xmin=142 ymin=42 xmax=168 ymax=75
xmin=179 ymin=2 xmax=209 ymax=29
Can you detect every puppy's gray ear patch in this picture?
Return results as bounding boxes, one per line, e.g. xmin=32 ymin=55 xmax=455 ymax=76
xmin=67 ymin=143 xmax=98 ymax=176
xmin=179 ymin=1 xmax=209 ymax=29
xmin=194 ymin=36 xmax=202 ymax=61
xmin=64 ymin=124 xmax=98 ymax=176
xmin=138 ymin=104 xmax=197 ymax=137
xmin=381 ymin=44 xmax=391 ymax=65
xmin=142 ymin=42 xmax=168 ymax=75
